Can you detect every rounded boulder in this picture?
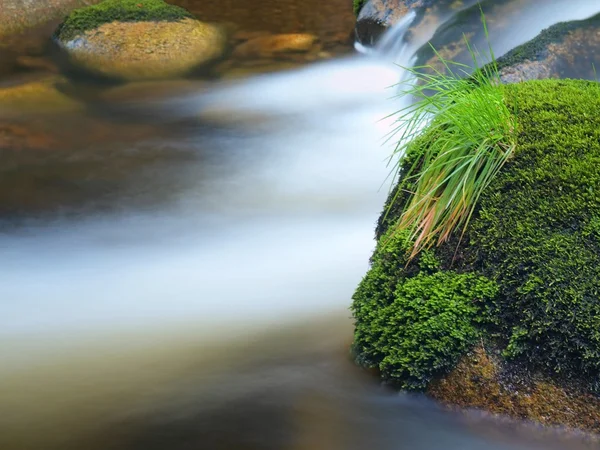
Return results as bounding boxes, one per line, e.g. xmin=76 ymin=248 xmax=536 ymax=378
xmin=55 ymin=0 xmax=227 ymax=81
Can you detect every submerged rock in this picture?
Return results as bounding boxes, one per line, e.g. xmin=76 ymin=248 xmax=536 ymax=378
xmin=496 ymin=13 xmax=600 ymax=83
xmin=351 ymin=79 xmax=600 ymax=432
xmin=0 ymin=76 xmax=82 ymax=113
xmin=232 ymin=33 xmax=319 ymax=59
xmin=54 ymin=0 xmax=227 ymax=81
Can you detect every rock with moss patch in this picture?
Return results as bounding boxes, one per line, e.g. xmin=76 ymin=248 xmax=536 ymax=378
xmin=414 ymin=7 xmax=600 ymax=83
xmin=54 ymin=0 xmax=227 ymax=81
xmin=352 ymin=79 xmax=600 ymax=430
xmin=496 ymin=13 xmax=600 ymax=83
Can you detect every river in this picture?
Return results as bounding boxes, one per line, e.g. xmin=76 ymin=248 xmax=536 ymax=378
xmin=1 ymin=1 xmax=600 ymax=449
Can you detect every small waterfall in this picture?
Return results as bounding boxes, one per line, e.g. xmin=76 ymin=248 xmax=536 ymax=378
xmin=374 ymin=10 xmax=417 ymax=61
xmin=354 ymin=10 xmax=417 ymax=63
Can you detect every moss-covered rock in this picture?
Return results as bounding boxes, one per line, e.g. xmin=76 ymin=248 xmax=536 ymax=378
xmin=352 ymin=79 xmax=600 ymax=421
xmin=466 ymin=80 xmax=600 ymax=381
xmin=352 ymin=228 xmax=498 ymax=390
xmin=55 ymin=0 xmax=194 ymax=41
xmin=55 ymin=0 xmax=227 ymax=81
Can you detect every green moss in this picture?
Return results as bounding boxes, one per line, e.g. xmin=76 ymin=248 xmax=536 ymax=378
xmin=353 ymin=0 xmax=367 ymax=16
xmin=495 ymin=13 xmax=600 ymax=71
xmin=354 ymin=78 xmax=600 ymax=391
xmin=468 ymin=79 xmax=600 ymax=379
xmin=351 ymin=226 xmax=496 ymax=390
xmin=353 ymin=257 xmax=497 ymax=389
xmin=55 ymin=0 xmax=194 ymax=41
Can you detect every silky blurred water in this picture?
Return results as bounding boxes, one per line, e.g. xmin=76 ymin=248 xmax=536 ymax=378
xmin=1 ymin=1 xmax=600 ymax=449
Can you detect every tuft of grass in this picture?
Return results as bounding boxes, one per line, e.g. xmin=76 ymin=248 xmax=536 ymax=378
xmin=386 ymin=12 xmax=517 ymax=259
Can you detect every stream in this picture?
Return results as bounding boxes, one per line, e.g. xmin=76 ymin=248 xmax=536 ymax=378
xmin=1 ymin=1 xmax=600 ymax=449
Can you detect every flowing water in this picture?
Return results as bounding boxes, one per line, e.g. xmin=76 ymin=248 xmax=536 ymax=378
xmin=2 ymin=1 xmax=600 ymax=449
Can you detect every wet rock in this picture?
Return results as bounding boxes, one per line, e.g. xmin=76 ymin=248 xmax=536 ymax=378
xmin=232 ymin=33 xmax=319 ymax=59
xmin=496 ymin=13 xmax=600 ymax=83
xmin=55 ymin=0 xmax=227 ymax=81
xmin=15 ymin=56 xmax=59 ymax=73
xmin=354 ymin=0 xmax=480 ymax=47
xmin=0 ymin=0 xmax=102 ymax=46
xmin=0 ymin=0 xmax=103 ymax=74
xmin=356 ymin=0 xmax=429 ymax=45
xmin=0 ymin=76 xmax=82 ymax=114
xmin=360 ymin=0 xmax=434 ymax=25
xmin=412 ymin=0 xmax=530 ymax=71
xmin=428 ymin=345 xmax=600 ymax=435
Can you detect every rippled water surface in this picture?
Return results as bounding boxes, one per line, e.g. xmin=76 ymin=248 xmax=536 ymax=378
xmin=2 ymin=1 xmax=600 ymax=449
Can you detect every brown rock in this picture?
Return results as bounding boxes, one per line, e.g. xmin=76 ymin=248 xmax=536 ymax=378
xmin=232 ymin=30 xmax=272 ymax=43
xmin=0 ymin=0 xmax=102 ymax=37
xmin=428 ymin=345 xmax=600 ymax=435
xmin=58 ymin=18 xmax=227 ymax=80
xmin=0 ymin=76 xmax=82 ymax=113
xmin=232 ymin=33 xmax=319 ymax=59
xmin=0 ymin=0 xmax=103 ymax=51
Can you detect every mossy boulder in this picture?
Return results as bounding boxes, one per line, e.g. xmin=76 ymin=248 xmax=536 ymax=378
xmin=352 ymin=79 xmax=600 ymax=428
xmin=54 ymin=0 xmax=227 ymax=81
